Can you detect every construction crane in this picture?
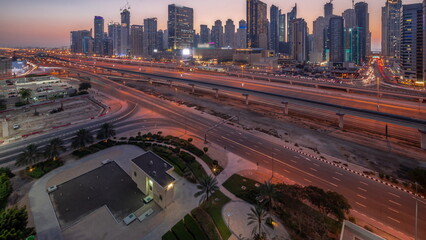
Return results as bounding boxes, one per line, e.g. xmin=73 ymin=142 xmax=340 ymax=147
xmin=120 ymin=1 xmax=131 ymax=12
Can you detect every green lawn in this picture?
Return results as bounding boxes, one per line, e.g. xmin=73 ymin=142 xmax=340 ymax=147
xmin=222 ymin=174 xmax=260 ymax=198
xmin=171 ymin=220 xmax=195 ymax=240
xmin=201 ymin=191 xmax=231 ymax=240
xmin=184 ymin=214 xmax=208 ymax=240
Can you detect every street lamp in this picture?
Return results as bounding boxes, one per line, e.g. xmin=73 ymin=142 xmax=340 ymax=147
xmin=415 ymin=182 xmax=419 ymax=240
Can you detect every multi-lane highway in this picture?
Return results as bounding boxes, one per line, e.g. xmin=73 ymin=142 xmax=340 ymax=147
xmin=74 ymin=69 xmax=425 ymax=239
xmin=54 ymin=57 xmax=426 ymax=147
xmin=7 ymin=58 xmax=424 ymax=238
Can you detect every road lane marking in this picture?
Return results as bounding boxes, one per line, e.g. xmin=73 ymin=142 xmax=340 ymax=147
xmin=221 ymin=136 xmax=338 ymax=188
xmin=273 ymin=148 xmax=281 ymax=152
xmin=387 ymin=216 xmax=401 ymax=224
xmin=332 ymin=177 xmax=341 ymax=182
xmin=290 ymin=160 xmax=297 ymax=163
xmin=389 ymin=200 xmax=401 ymax=206
xmin=304 ymin=157 xmax=311 ymax=162
xmin=335 ymin=172 xmax=343 ymax=176
xmin=357 ymin=187 xmax=367 ymax=192
xmin=388 ymin=207 xmax=400 ymax=214
xmin=359 ymin=181 xmax=369 ymax=186
xmin=245 ymin=152 xmax=252 ymax=156
xmin=355 ymin=202 xmax=366 ymax=208
xmin=282 ymin=169 xmax=290 ymax=174
xmin=304 ymin=178 xmax=312 ymax=183
xmin=388 ymin=192 xmax=400 ymax=198
xmin=310 ymin=168 xmax=318 ymax=172
xmin=313 ymin=163 xmax=320 ymax=167
xmin=357 ymin=194 xmax=367 ymax=200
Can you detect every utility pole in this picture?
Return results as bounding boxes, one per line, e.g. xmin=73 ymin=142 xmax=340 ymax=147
xmin=415 ymin=182 xmax=418 ymax=240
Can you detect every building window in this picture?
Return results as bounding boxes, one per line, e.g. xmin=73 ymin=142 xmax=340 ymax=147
xmin=159 ymin=195 xmax=163 ymax=201
xmin=134 ymin=172 xmax=137 ymax=177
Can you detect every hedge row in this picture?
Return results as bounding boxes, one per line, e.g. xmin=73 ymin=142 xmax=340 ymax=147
xmin=171 ymin=220 xmax=194 ymax=240
xmin=184 ymin=214 xmax=208 ymax=240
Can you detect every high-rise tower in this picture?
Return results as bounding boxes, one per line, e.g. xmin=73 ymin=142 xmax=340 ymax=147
xmin=94 ymin=16 xmax=104 ymax=55
xmin=247 ymin=0 xmax=268 ymax=49
xmin=382 ymin=0 xmax=402 ymax=59
xmin=167 ymin=4 xmax=194 ymax=50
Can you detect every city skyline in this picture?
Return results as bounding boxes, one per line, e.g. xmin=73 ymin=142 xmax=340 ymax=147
xmin=0 ymin=0 xmax=421 ymax=49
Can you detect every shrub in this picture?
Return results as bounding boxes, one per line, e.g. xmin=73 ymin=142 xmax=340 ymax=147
xmin=171 ymin=220 xmax=194 ymax=240
xmin=0 ymin=174 xmax=12 ymax=209
xmin=15 ymin=102 xmax=27 ymax=107
xmin=184 ymin=214 xmax=208 ymax=240
xmin=162 ymin=231 xmax=177 ymax=240
xmin=180 ymin=152 xmax=195 ymax=163
xmin=0 ymin=168 xmax=14 ymax=178
xmin=191 ymin=207 xmax=222 ymax=240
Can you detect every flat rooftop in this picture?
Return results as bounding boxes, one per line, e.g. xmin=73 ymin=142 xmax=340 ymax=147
xmin=131 ymin=151 xmax=175 ymax=188
xmin=49 ymin=162 xmax=145 ymax=229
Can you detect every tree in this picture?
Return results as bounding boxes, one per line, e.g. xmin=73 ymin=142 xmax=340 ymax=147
xmin=203 ymin=147 xmax=209 ymax=153
xmin=0 ymin=174 xmax=12 ymax=209
xmin=324 ymin=191 xmax=351 ymax=221
xmin=15 ymin=144 xmax=41 ymax=167
xmin=0 ymin=98 xmax=6 ymax=110
xmin=44 ymin=138 xmax=66 ymax=161
xmin=78 ymin=82 xmax=92 ymax=91
xmin=194 ymin=175 xmax=219 ymax=204
xmin=0 ymin=207 xmax=35 ymax=239
xmin=258 ymin=181 xmax=277 ymax=213
xmin=18 ymin=88 xmax=32 ymax=103
xmin=247 ymin=205 xmax=268 ymax=239
xmin=71 ymin=129 xmax=94 ymax=150
xmin=96 ymin=123 xmax=116 ymax=140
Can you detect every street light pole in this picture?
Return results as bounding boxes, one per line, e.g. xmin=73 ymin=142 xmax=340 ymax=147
xmin=415 ymin=182 xmax=418 ymax=240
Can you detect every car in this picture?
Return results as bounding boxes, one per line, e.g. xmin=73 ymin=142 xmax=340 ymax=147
xmin=13 ymin=124 xmax=20 ymax=130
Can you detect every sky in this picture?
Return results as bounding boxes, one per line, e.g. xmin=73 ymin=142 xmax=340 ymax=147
xmin=0 ymin=0 xmax=421 ymax=50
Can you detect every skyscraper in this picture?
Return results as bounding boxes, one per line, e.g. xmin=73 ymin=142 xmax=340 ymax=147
xmin=312 ymin=17 xmax=326 ymax=63
xmin=423 ymin=0 xmax=426 ymax=84
xmin=168 ymin=4 xmax=194 ymax=50
xmin=94 ymin=16 xmax=104 ymax=55
xmin=200 ymin=25 xmax=210 ymax=44
xmin=400 ymin=3 xmax=424 ymax=83
xmin=157 ymin=30 xmax=164 ymax=51
xmin=70 ymin=30 xmax=92 ymax=53
xmin=355 ymin=2 xmax=370 ymax=63
xmin=163 ymin=30 xmax=169 ymax=50
xmin=287 ymin=4 xmax=297 ymax=47
xmin=143 ymin=18 xmax=158 ymax=57
xmin=211 ymin=20 xmax=224 ymax=48
xmin=224 ymin=19 xmax=236 ymax=48
xmin=120 ymin=9 xmax=131 ymax=56
xmin=270 ymin=5 xmax=280 ymax=53
xmin=291 ymin=18 xmax=308 ymax=62
xmin=247 ymin=0 xmax=268 ymax=49
xmin=324 ymin=1 xmax=333 ymax=18
xmin=328 ymin=16 xmax=344 ymax=63
xmin=342 ymin=9 xmax=356 ymax=28
xmin=131 ymin=25 xmax=144 ymax=57
xmin=236 ymin=20 xmax=247 ymax=49
xmin=382 ymin=0 xmax=402 ymax=59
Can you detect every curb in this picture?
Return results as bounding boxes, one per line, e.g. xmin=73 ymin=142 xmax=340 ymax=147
xmin=281 ymin=144 xmax=425 ymax=199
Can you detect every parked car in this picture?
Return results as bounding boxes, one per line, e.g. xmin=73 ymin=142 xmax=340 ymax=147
xmin=13 ymin=124 xmax=20 ymax=130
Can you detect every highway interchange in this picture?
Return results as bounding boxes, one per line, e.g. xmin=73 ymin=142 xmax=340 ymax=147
xmin=1 ymin=58 xmax=425 ymax=239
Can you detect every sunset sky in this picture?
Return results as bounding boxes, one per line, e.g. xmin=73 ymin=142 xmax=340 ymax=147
xmin=0 ymin=0 xmax=421 ymax=50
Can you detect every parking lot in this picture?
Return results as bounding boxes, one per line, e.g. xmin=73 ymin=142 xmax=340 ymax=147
xmin=49 ymin=162 xmax=146 ymax=229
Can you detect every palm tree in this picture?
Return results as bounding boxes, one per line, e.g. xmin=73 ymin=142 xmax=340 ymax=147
xmin=97 ymin=123 xmax=116 ymax=140
xmin=18 ymin=88 xmax=32 ymax=104
xmin=258 ymin=181 xmax=277 ymax=213
xmin=16 ymin=144 xmax=41 ymax=167
xmin=194 ymin=175 xmax=219 ymax=204
xmin=44 ymin=138 xmax=66 ymax=160
xmin=247 ymin=205 xmax=268 ymax=239
xmin=71 ymin=129 xmax=94 ymax=150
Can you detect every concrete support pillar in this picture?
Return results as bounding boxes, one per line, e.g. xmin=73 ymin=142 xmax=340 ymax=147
xmin=419 ymin=98 xmax=424 ymax=103
xmin=419 ymin=129 xmax=426 ymax=150
xmin=2 ymin=119 xmax=9 ymax=139
xmin=243 ymin=94 xmax=249 ymax=105
xmin=336 ymin=113 xmax=345 ymax=129
xmin=189 ymin=84 xmax=195 ymax=93
xmin=282 ymin=101 xmax=289 ymax=115
xmin=290 ymin=81 xmax=293 ymax=85
xmin=169 ymin=80 xmax=173 ymax=87
xmin=213 ymin=88 xmax=219 ymax=99
xmin=315 ymin=84 xmax=319 ymax=88
xmin=346 ymin=89 xmax=351 ymax=93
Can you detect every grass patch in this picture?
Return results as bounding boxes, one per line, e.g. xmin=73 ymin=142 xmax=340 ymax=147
xmin=162 ymin=231 xmax=178 ymax=240
xmin=171 ymin=220 xmax=195 ymax=240
xmin=222 ymin=174 xmax=259 ymax=198
xmin=184 ymin=214 xmax=208 ymax=240
xmin=201 ymin=191 xmax=231 ymax=240
xmin=191 ymin=207 xmax=223 ymax=240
